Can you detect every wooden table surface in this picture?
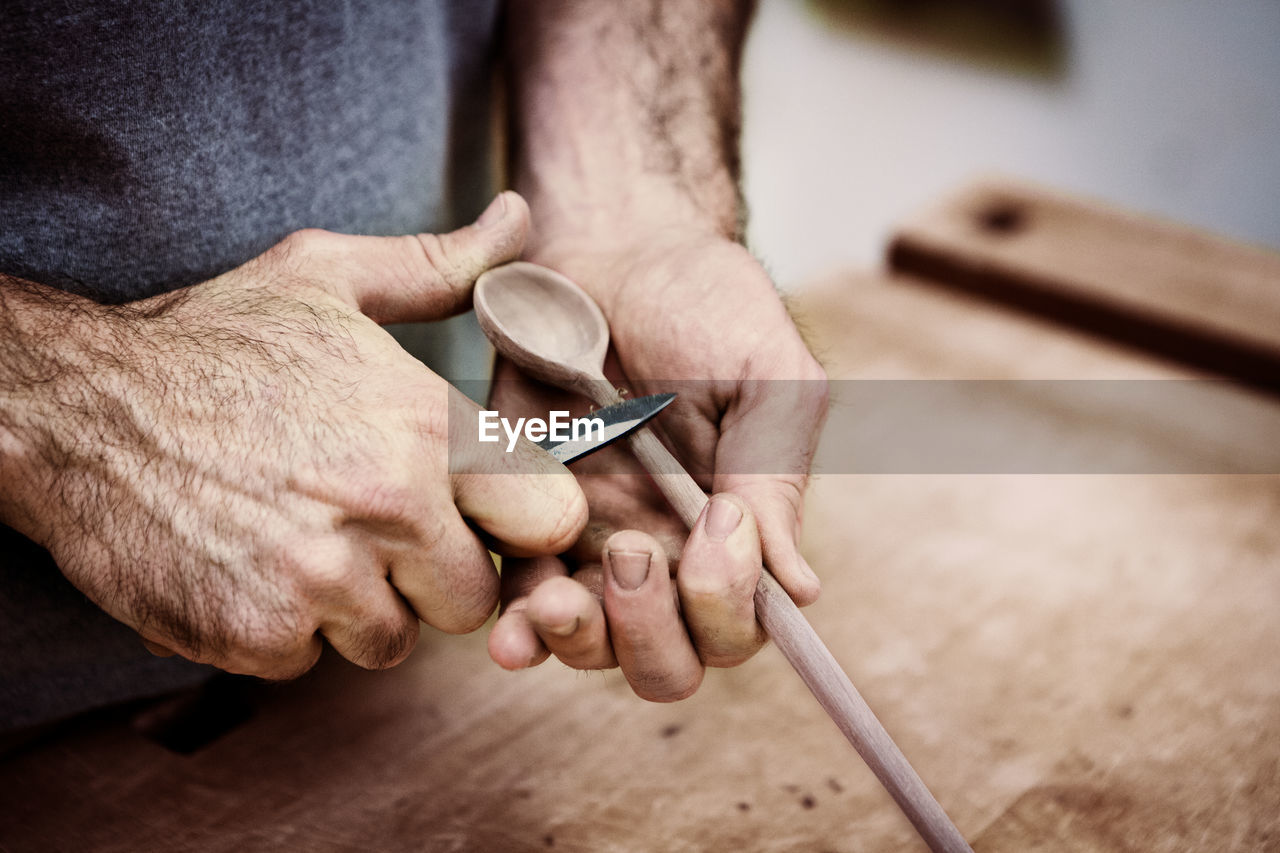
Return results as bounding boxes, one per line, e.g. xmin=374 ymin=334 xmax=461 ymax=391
xmin=2 ymin=195 xmax=1278 ymax=852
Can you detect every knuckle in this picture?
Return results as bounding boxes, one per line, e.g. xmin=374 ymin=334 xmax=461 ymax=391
xmin=349 ymin=473 xmax=419 ymax=528
xmin=527 ymin=573 xmax=580 ymax=606
xmin=412 ymin=233 xmax=471 ymax=294
xmin=556 ymin=646 xmax=612 ymax=672
xmin=798 ymin=357 xmax=830 ymax=409
xmin=690 ymin=618 xmax=768 ymax=669
xmin=680 ymin=566 xmax=757 ymax=605
xmin=633 ymin=668 xmax=704 ymax=703
xmin=800 ymin=353 xmax=829 ymax=383
xmin=433 ymin=606 xmax=489 ymax=635
xmin=355 ymin=617 xmax=420 ymax=670
xmin=243 ymin=609 xmax=309 ymax=657
xmin=680 ymin=538 xmax=760 ymax=602
xmin=664 ymin=676 xmax=703 ymax=702
xmin=270 ymin=228 xmax=326 ymax=271
xmin=284 ymin=537 xmax=365 ymax=596
xmin=414 ymin=393 xmax=451 ymax=448
xmin=256 ymin=228 xmax=334 ymax=287
xmin=225 ymin=617 xmax=320 ymax=680
xmin=434 ymin=573 xmax=499 ymax=635
xmin=700 ymin=645 xmax=761 ymax=669
xmin=256 ymin=643 xmax=323 ymax=681
xmin=281 ymin=227 xmax=325 ymax=257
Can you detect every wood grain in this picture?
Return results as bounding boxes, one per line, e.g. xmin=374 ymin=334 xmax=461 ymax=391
xmin=888 ymin=178 xmax=1280 ymax=392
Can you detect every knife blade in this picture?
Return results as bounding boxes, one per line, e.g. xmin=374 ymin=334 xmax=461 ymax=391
xmin=541 ymin=393 xmax=675 ymax=464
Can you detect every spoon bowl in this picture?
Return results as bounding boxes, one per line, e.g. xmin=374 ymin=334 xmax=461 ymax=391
xmin=474 ymin=262 xmax=611 ymax=400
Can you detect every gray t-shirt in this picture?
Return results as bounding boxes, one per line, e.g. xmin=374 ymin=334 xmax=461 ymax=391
xmin=0 ymin=0 xmax=500 ymax=730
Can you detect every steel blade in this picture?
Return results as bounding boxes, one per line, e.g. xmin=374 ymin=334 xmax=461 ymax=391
xmin=541 ymin=393 xmax=676 ymax=464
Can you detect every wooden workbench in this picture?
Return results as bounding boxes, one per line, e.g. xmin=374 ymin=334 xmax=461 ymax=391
xmin=2 ymin=184 xmax=1277 ymax=851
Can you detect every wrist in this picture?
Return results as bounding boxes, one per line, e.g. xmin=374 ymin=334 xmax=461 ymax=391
xmin=515 ymin=174 xmax=742 ymax=262
xmin=515 ymin=224 xmax=771 ymax=331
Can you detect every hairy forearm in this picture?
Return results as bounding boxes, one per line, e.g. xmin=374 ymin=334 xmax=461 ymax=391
xmin=0 ymin=277 xmax=111 ymax=537
xmin=0 ymin=276 xmax=193 ymax=542
xmin=504 ymin=0 xmax=755 ymax=246
xmin=0 ymin=278 xmax=71 ymax=535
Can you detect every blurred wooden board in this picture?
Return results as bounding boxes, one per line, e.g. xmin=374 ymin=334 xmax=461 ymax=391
xmin=2 ymin=210 xmax=1279 ymax=851
xmin=889 ymin=179 xmax=1280 ymax=391
xmin=798 ymin=271 xmax=1280 ymax=851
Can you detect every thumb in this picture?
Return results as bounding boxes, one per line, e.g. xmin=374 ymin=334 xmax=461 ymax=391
xmin=286 ymin=191 xmax=531 ymax=325
xmin=448 ymin=389 xmax=589 ymax=557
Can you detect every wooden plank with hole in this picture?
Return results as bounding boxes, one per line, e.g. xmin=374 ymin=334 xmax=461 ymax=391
xmin=888 ymin=179 xmax=1280 ymax=391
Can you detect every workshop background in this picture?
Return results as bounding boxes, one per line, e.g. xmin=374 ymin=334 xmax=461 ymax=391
xmin=743 ymin=0 xmax=1280 ymax=288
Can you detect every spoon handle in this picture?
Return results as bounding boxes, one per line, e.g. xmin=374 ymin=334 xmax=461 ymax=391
xmin=616 ymin=421 xmax=972 ymax=853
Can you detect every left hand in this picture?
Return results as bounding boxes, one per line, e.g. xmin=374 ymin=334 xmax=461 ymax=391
xmin=486 ymin=228 xmax=828 ymax=701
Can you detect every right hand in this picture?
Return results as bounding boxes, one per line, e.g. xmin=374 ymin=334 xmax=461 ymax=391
xmin=0 ymin=191 xmax=588 ymax=679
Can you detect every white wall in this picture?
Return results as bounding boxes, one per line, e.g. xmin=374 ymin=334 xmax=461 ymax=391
xmin=742 ymin=0 xmax=1280 ymax=288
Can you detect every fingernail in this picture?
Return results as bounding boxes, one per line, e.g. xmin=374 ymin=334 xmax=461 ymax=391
xmin=544 ymin=616 xmax=579 ymax=637
xmin=705 ymin=497 xmax=743 ymax=542
xmin=609 ymin=550 xmax=651 ymax=591
xmin=475 ymin=192 xmax=508 ymax=228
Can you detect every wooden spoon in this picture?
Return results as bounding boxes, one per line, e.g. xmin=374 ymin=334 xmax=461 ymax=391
xmin=474 ymin=261 xmax=971 ymax=853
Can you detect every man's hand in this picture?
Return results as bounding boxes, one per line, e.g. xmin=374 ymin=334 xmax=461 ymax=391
xmin=493 ymin=0 xmax=827 ymax=701
xmin=0 ymin=192 xmax=588 ymax=679
xmin=487 ymin=232 xmax=828 ymax=700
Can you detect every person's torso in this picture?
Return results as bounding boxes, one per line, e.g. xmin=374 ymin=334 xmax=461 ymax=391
xmin=0 ymin=0 xmax=499 ymax=301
